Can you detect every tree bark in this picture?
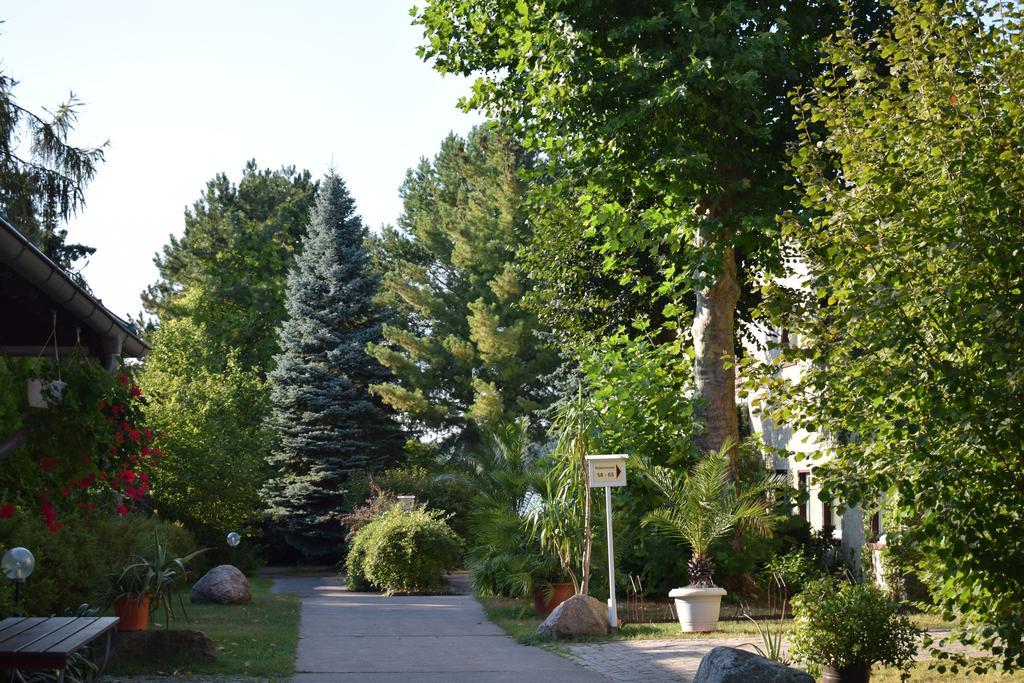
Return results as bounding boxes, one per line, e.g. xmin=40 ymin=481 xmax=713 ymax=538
xmin=691 ymin=219 xmax=741 ymax=478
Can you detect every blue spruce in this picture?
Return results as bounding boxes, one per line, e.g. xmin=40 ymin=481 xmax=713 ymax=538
xmin=264 ymin=173 xmax=404 ymax=559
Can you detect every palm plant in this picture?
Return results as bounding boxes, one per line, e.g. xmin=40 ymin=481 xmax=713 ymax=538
xmin=641 ymin=440 xmax=782 ymax=587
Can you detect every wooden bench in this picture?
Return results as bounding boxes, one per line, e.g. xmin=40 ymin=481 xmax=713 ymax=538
xmin=0 ymin=616 xmax=119 ymax=681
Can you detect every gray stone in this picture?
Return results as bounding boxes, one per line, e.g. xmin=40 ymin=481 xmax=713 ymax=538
xmin=695 ymin=646 xmax=814 ymax=683
xmin=189 ymin=564 xmax=251 ymax=604
xmin=536 ymin=594 xmax=609 ymax=640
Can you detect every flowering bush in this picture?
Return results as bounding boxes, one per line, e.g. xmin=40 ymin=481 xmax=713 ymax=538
xmin=0 ymin=353 xmax=161 ymax=531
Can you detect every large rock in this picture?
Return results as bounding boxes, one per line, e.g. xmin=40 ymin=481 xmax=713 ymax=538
xmin=112 ymin=629 xmax=217 ymax=663
xmin=189 ymin=564 xmax=251 ymax=604
xmin=536 ymin=594 xmax=609 ymax=640
xmin=695 ymin=646 xmax=814 ymax=683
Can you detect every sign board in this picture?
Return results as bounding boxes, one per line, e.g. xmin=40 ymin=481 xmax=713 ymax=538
xmin=585 ymin=454 xmax=628 ymax=488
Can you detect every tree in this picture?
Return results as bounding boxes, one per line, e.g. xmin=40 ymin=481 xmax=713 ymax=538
xmin=141 ymin=163 xmax=315 ymax=544
xmin=138 ymin=289 xmax=273 ymax=538
xmin=762 ymin=0 xmax=1024 ymax=669
xmin=0 ymin=68 xmax=105 ymax=272
xmin=368 ymin=126 xmax=558 ymax=450
xmin=265 ymin=173 xmax=404 ymax=559
xmin=145 ymin=161 xmax=317 ymax=368
xmin=415 ymin=0 xmax=883 ymax=465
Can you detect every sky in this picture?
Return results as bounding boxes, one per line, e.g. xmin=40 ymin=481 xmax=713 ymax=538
xmin=2 ymin=1 xmax=484 ymax=320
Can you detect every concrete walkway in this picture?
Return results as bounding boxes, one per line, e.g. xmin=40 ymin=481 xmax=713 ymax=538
xmin=271 ymin=574 xmax=606 ymax=682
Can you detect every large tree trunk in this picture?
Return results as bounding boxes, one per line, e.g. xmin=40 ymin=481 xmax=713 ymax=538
xmin=691 ymin=220 xmax=741 ymax=478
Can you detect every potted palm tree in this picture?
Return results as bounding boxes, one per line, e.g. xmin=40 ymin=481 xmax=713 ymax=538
xmin=641 ymin=441 xmax=781 ymax=632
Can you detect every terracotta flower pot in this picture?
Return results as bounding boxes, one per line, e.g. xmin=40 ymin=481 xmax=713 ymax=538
xmin=822 ymin=663 xmax=871 ymax=683
xmin=532 ymin=582 xmax=575 ymax=617
xmin=114 ymin=594 xmax=152 ymax=631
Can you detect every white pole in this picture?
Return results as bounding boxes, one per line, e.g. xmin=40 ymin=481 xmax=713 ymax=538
xmin=605 ymin=485 xmax=617 ymax=631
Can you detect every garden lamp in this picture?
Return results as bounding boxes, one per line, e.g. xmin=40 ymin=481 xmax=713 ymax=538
xmin=397 ymin=495 xmax=416 ymax=511
xmin=227 ymin=531 xmax=241 ymax=565
xmin=2 ymin=547 xmax=35 ymax=614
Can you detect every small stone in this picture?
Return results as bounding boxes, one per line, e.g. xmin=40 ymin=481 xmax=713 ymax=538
xmin=695 ymin=646 xmax=814 ymax=683
xmin=189 ymin=564 xmax=251 ymax=604
xmin=536 ymin=594 xmax=609 ymax=640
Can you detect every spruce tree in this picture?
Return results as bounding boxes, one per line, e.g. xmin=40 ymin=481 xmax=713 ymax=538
xmin=264 ymin=173 xmax=403 ymax=559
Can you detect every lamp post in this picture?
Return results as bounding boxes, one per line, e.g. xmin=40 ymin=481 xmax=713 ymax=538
xmin=2 ymin=547 xmax=35 ymax=615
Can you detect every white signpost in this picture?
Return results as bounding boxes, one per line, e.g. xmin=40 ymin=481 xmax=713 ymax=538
xmin=585 ymin=453 xmax=628 ymax=631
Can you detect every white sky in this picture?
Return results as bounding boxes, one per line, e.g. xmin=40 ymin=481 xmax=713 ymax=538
xmin=2 ymin=1 xmax=483 ymax=320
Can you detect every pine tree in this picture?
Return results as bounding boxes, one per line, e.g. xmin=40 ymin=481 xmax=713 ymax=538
xmin=368 ymin=126 xmax=559 ymax=453
xmin=264 ymin=173 xmax=404 ymax=559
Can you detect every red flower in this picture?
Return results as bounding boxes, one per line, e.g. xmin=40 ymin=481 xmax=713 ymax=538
xmin=144 ymin=428 xmax=153 ymax=442
xmin=60 ymin=487 xmax=70 ymax=498
xmin=129 ymin=429 xmax=141 ymax=443
xmin=116 ymin=503 xmax=128 ymax=517
xmin=141 ymin=445 xmax=152 ymax=457
xmin=47 ymin=521 xmax=63 ymax=533
xmin=99 ymin=399 xmax=109 ymax=410
xmin=117 ymin=374 xmax=130 ymax=385
xmin=108 ymin=445 xmax=118 ymax=455
xmin=130 ymin=385 xmax=142 ymax=398
xmin=0 ymin=504 xmax=14 ymax=519
xmin=118 ymin=470 xmax=136 ymax=484
xmin=124 ymin=486 xmax=140 ymax=500
xmin=39 ymin=457 xmax=56 ymax=471
xmin=78 ymin=502 xmax=96 ymax=512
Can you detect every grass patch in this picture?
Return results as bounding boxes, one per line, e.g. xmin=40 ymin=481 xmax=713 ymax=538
xmin=107 ymin=577 xmax=300 ymax=678
xmin=871 ymin=661 xmax=1024 ymax=682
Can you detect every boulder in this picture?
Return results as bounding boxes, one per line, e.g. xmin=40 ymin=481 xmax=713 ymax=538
xmin=113 ymin=629 xmax=217 ymax=663
xmin=695 ymin=646 xmax=814 ymax=683
xmin=536 ymin=594 xmax=609 ymax=640
xmin=189 ymin=564 xmax=251 ymax=604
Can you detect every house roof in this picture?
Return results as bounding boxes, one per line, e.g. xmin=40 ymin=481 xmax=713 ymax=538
xmin=0 ymin=214 xmax=148 ymax=364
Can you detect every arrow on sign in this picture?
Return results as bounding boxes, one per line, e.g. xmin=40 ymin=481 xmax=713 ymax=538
xmin=616 ymin=465 xmax=622 ymax=478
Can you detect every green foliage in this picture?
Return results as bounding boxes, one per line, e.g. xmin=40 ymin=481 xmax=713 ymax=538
xmin=759 ymin=0 xmax=1024 ymax=669
xmin=463 ymin=419 xmax=559 ymax=598
xmin=264 ymin=173 xmax=403 ymax=559
xmin=640 ymin=441 xmax=782 ymax=586
xmin=763 ymin=548 xmax=828 ymax=598
xmin=0 ymin=354 xmax=159 ymax=528
xmin=0 ymin=511 xmax=195 ymax=617
xmin=790 ymin=579 xmax=919 ymax=679
xmin=345 ymin=465 xmax=476 ymax=541
xmin=140 ymin=310 xmax=272 ymax=538
xmin=145 ymin=161 xmax=317 ymax=368
xmin=101 ymin=538 xmax=206 ymax=626
xmin=343 ymin=536 xmax=373 ymax=592
xmin=0 ymin=69 xmax=105 ymax=272
xmin=346 ymin=506 xmax=462 ymax=594
xmin=368 ymin=126 xmax=558 ymax=449
xmin=415 ymin=0 xmax=885 ymax=452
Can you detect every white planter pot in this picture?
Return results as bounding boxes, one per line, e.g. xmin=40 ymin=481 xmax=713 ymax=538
xmin=668 ymin=586 xmax=727 ymax=632
xmin=27 ymin=379 xmax=67 ymax=409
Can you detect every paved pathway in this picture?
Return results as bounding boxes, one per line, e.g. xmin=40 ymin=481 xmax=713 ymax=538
xmin=271 ymin=574 xmax=606 ymax=682
xmin=565 ymin=637 xmax=755 ymax=682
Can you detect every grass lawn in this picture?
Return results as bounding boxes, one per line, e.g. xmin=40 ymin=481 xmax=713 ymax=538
xmin=872 ymin=662 xmax=1024 ymax=682
xmin=480 ymin=596 xmax=957 ymax=644
xmin=106 ymin=577 xmax=301 ymax=678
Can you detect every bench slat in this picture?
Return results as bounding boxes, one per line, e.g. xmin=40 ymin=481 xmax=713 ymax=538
xmin=0 ymin=618 xmax=77 ymax=653
xmin=0 ymin=618 xmax=48 ymax=645
xmin=41 ymin=617 xmax=118 ymax=653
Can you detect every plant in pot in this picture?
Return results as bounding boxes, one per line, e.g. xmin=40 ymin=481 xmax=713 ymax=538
xmin=102 ymin=539 xmax=206 ymax=631
xmin=789 ymin=578 xmax=919 ymax=682
xmin=641 ymin=441 xmax=781 ymax=632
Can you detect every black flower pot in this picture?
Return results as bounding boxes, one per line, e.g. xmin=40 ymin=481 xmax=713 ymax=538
xmin=822 ymin=664 xmax=871 ymax=683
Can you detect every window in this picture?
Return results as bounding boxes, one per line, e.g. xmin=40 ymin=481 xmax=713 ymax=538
xmin=870 ymin=511 xmax=882 ymax=540
xmin=823 ymin=501 xmax=833 ymax=531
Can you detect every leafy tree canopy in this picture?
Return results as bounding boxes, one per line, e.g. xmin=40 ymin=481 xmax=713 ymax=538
xmin=144 ymin=161 xmax=317 ymax=367
xmin=756 ymin=0 xmax=1024 ymax=669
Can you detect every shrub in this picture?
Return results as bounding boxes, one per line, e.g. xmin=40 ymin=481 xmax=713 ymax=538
xmin=790 ymin=579 xmax=919 ymax=678
xmin=0 ymin=511 xmax=196 ymax=615
xmin=346 ymin=506 xmax=461 ymax=594
xmin=763 ymin=548 xmax=828 ymax=598
xmin=344 ymin=536 xmax=373 ymax=591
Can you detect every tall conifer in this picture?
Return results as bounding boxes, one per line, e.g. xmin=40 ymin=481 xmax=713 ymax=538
xmin=264 ymin=173 xmax=403 ymax=558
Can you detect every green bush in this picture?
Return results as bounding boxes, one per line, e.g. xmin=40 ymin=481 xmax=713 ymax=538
xmin=345 ymin=466 xmax=475 ymax=541
xmin=790 ymin=579 xmax=919 ymax=678
xmin=0 ymin=511 xmax=196 ymax=616
xmin=346 ymin=506 xmax=461 ymax=594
